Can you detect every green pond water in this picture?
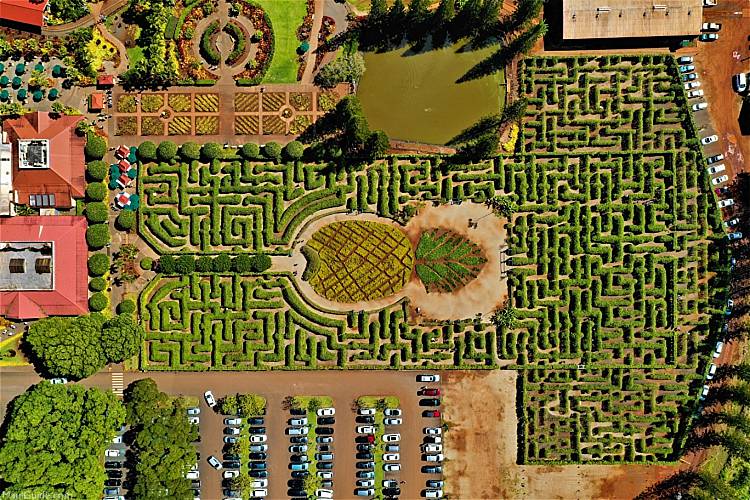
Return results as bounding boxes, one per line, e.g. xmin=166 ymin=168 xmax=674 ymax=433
xmin=357 ymin=44 xmax=505 ymax=145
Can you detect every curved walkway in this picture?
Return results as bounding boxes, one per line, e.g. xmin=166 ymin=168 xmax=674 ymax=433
xmin=42 ymin=0 xmax=129 ymax=36
xmin=96 ymin=24 xmax=128 ymax=74
xmin=300 ymin=0 xmax=326 ymax=84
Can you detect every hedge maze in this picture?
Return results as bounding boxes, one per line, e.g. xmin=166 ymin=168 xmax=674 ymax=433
xmin=138 ymin=55 xmax=726 ymax=464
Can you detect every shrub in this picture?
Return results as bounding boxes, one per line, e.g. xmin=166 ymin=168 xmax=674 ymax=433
xmin=140 ymin=257 xmax=153 ymax=271
xmin=138 ymin=141 xmax=157 ymax=162
xmin=156 ymin=140 xmax=178 ymax=162
xmin=158 ymin=255 xmax=175 ymax=274
xmin=85 ymin=202 xmax=108 ymax=224
xmin=175 ymin=255 xmax=195 ymax=275
xmin=179 ymin=141 xmax=201 ymax=160
xmin=85 ymin=182 xmax=107 ymax=201
xmin=88 ymin=253 xmax=109 ymax=276
xmin=86 ymin=224 xmax=110 ymax=249
xmin=84 ymin=133 xmax=107 ymax=160
xmin=284 ymin=141 xmax=304 ymax=160
xmin=116 ymin=299 xmax=136 ymax=315
xmin=89 ymin=292 xmax=108 ymax=312
xmin=233 ymin=254 xmax=252 ymax=273
xmin=201 ymin=142 xmax=222 ymax=160
xmin=263 ymin=142 xmax=281 ymax=161
xmin=195 ymin=256 xmax=213 ymax=272
xmin=241 ymin=143 xmax=260 ymax=159
xmin=213 ymin=254 xmax=232 ymax=272
xmin=200 ymin=21 xmax=221 ymax=65
xmin=251 ymin=254 xmax=272 ymax=272
xmin=89 ymin=277 xmax=107 ymax=292
xmin=86 ymin=160 xmax=107 ymax=181
xmin=115 ymin=210 xmax=136 ymax=231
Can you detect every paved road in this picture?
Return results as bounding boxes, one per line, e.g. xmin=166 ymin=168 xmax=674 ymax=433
xmin=0 ymin=368 xmax=442 ymax=500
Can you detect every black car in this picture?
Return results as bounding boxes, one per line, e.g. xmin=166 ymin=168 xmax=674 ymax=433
xmin=250 ymin=470 xmax=269 ymax=478
xmin=356 ymin=452 xmax=373 ymax=460
xmin=191 ymin=489 xmax=200 ymax=496
xmin=290 ymin=454 xmax=308 ymax=463
xmin=321 ymin=480 xmax=333 ymax=488
xmin=356 ymin=461 xmax=375 ymax=469
xmin=419 ymin=398 xmax=441 ymax=407
xmin=224 ymin=461 xmax=241 ymax=469
xmin=357 ymin=444 xmax=373 ymax=452
xmin=289 ymin=489 xmax=306 ymax=497
xmin=356 ymin=416 xmax=375 ymax=424
xmin=290 ymin=408 xmax=306 ymax=415
xmin=316 ymin=427 xmax=334 ymax=435
xmin=384 ymin=488 xmax=401 ymax=496
xmin=223 ymin=490 xmax=241 ymax=498
xmin=422 ymin=465 xmax=442 ymax=474
xmin=223 ymin=453 xmax=240 ymax=461
xmin=191 ymin=480 xmax=201 ymax=489
xmin=104 ymin=479 xmax=121 ymax=487
xmin=249 ymin=427 xmax=266 ymax=434
xmin=248 ymin=462 xmax=267 ymax=470
xmin=249 ymin=452 xmax=267 ymax=461
xmin=356 ymin=471 xmax=373 ymax=478
xmin=318 ymin=461 xmax=333 ymax=470
xmin=288 ymin=479 xmax=304 ymax=488
xmin=104 ymin=461 xmax=123 ymax=469
xmin=317 ymin=444 xmax=333 ymax=453
xmin=317 ymin=417 xmax=335 ymax=425
xmin=248 ymin=417 xmax=264 ymax=426
xmin=290 ymin=436 xmax=308 ymax=444
xmin=291 ymin=471 xmax=309 ymax=478
xmin=106 ymin=470 xmax=123 ymax=479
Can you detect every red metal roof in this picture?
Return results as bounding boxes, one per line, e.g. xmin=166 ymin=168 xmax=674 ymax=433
xmin=0 ymin=0 xmax=48 ymax=27
xmin=89 ymin=92 xmax=104 ymax=110
xmin=0 ymin=216 xmax=89 ymax=320
xmin=3 ymin=112 xmax=85 ymax=209
xmin=97 ymin=74 xmax=114 ymax=86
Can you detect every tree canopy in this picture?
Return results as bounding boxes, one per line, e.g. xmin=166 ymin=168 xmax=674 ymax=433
xmin=0 ymin=382 xmax=125 ymax=498
xmin=101 ymin=313 xmax=145 ymax=362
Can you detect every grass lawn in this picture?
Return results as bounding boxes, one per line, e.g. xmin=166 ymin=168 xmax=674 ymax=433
xmin=0 ymin=335 xmax=28 ymax=367
xmin=357 ymin=396 xmax=400 ymax=409
xmin=127 ymin=46 xmax=144 ymax=70
xmin=256 ymin=0 xmax=307 ymax=83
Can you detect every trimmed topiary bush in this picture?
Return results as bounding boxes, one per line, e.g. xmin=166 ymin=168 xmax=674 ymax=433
xmin=116 ymin=299 xmax=136 ymax=315
xmin=140 ymin=257 xmax=153 ymax=271
xmin=250 ymin=254 xmax=272 ymax=272
xmin=89 ymin=292 xmax=108 ymax=312
xmin=88 ymin=253 xmax=109 ymax=276
xmin=263 ymin=142 xmax=281 ymax=161
xmin=175 ymin=255 xmax=195 ymax=275
xmin=157 ymin=255 xmax=175 ymax=274
xmin=84 ymin=202 xmax=108 ymax=224
xmin=115 ymin=210 xmax=136 ymax=231
xmin=213 ymin=254 xmax=232 ymax=273
xmin=84 ymin=133 xmax=107 ymax=160
xmin=284 ymin=140 xmax=304 ymax=160
xmin=201 ymin=142 xmax=222 ymax=160
xmin=156 ymin=140 xmax=178 ymax=162
xmin=89 ymin=277 xmax=107 ymax=292
xmin=138 ymin=141 xmax=157 ymax=162
xmin=179 ymin=141 xmax=201 ymax=161
xmin=241 ymin=143 xmax=260 ymax=159
xmin=86 ymin=160 xmax=108 ymax=181
xmin=86 ymin=224 xmax=110 ymax=249
xmin=85 ymin=182 xmax=107 ymax=201
xmin=196 ymin=256 xmax=213 ymax=272
xmin=233 ymin=254 xmax=252 ymax=273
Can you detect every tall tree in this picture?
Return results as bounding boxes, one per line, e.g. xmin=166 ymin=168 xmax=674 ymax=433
xmin=369 ymin=0 xmax=387 ymax=22
xmin=433 ymin=0 xmax=456 ymax=45
xmin=406 ymin=0 xmax=430 ymax=41
xmin=455 ymin=0 xmax=483 ymax=38
xmin=101 ymin=313 xmax=145 ymax=363
xmin=388 ymin=0 xmax=407 ymax=44
xmin=506 ymin=0 xmax=543 ymax=33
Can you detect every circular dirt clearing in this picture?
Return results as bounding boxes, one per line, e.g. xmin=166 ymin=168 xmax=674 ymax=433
xmin=303 ymin=220 xmax=414 ymax=303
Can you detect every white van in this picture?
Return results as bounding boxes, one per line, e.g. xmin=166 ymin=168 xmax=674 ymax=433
xmin=733 ymin=73 xmax=748 ymax=93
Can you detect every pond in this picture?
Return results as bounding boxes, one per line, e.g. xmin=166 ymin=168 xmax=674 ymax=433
xmin=357 ymin=43 xmax=505 ymax=145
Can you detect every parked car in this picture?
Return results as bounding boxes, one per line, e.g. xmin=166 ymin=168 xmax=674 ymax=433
xmin=424 ymin=427 xmax=442 ymax=435
xmin=106 ymin=469 xmax=123 ymax=479
xmin=703 ymin=0 xmax=717 ymax=6
xmin=711 ymin=175 xmax=729 ymax=185
xmin=692 ymin=102 xmax=708 ymax=111
xmin=290 ymin=436 xmax=308 ymax=444
xmin=249 ymin=426 xmax=266 ymax=434
xmin=384 ymin=418 xmax=402 ymax=426
xmin=250 ymin=470 xmax=269 ymax=478
xmin=728 ymin=231 xmax=743 ymax=240
xmin=290 ymin=454 xmax=309 ymax=463
xmin=718 ymin=198 xmax=735 ymax=208
xmin=357 ymin=443 xmax=374 ymax=452
xmin=425 ymin=489 xmax=444 ymax=498
xmin=702 ymin=135 xmax=719 ymax=145
xmin=384 ymin=487 xmax=402 ymax=497
xmin=356 ymin=461 xmax=375 ymax=470
xmin=104 ymin=479 xmax=121 ymax=487
xmin=223 ymin=470 xmax=239 ymax=479
xmin=707 ymin=153 xmax=725 ymax=164
xmin=424 ymin=444 xmax=443 ymax=453
xmin=384 ymin=463 xmax=401 ymax=472
xmin=290 ymin=444 xmax=307 ymax=453
xmin=356 ymin=452 xmax=374 ymax=460
xmin=50 ymin=378 xmax=68 ymax=384
xmin=723 ymin=218 xmax=739 ymax=228
xmin=427 ymin=480 xmax=445 ymax=488
xmin=248 ymin=462 xmax=267 ymax=470
xmin=290 ymin=407 xmax=306 ymax=415
xmin=187 ymin=407 xmax=200 ymax=415
xmin=250 ymin=434 xmax=267 ymax=443
xmin=384 ymin=408 xmax=402 ymax=416
xmin=681 ymin=73 xmax=697 ymax=82
xmin=103 ymin=488 xmax=120 ymax=496
xmin=383 ymin=433 xmax=401 ymax=442
xmin=385 ymin=444 xmax=400 ymax=452
xmin=186 ymin=470 xmax=200 ymax=480
xmin=357 ymin=416 xmax=375 ymax=424
xmin=317 ymin=417 xmax=335 ymax=425
xmin=223 ymin=489 xmax=241 ymax=498
xmin=249 ymin=452 xmax=268 ymax=461
xmin=208 ymin=455 xmax=223 ymax=470
xmin=424 ymin=453 xmax=444 ymax=462
xmin=358 ymin=407 xmax=376 ymax=416
xmin=250 ymin=444 xmax=268 ymax=453
xmin=104 ymin=461 xmax=123 ymax=469
xmin=318 ymin=461 xmax=334 ymax=470
xmin=384 ymin=480 xmax=399 ymax=488
xmin=224 ymin=461 xmax=241 ymax=469
xmin=684 ymin=81 xmax=701 ymax=90
xmin=417 ymin=374 xmax=440 ymax=382
xmin=111 ymin=436 xmax=123 ymax=444
xmin=316 ymin=453 xmax=334 ymax=461
xmin=317 ymin=436 xmax=333 ymax=444
xmin=105 ymin=449 xmax=121 ymax=457
xmin=317 ymin=407 xmax=335 ymax=416
xmin=248 ymin=417 xmax=264 ymax=425
xmin=251 ymin=488 xmax=268 ymax=498
xmin=677 ymin=56 xmax=694 ymax=64
xmin=289 ymin=417 xmax=307 ymax=426
xmin=733 ymin=73 xmax=748 ymax=93
xmin=317 ymin=427 xmax=334 ymax=435
xmin=286 ymin=427 xmax=308 ymax=436
xmin=707 ymin=363 xmax=718 ymax=380
xmin=224 ymin=436 xmax=238 ymax=444
xmin=224 ymin=417 xmax=242 ymax=426
xmin=687 ymin=89 xmax=704 ymax=98
xmin=679 ymin=64 xmax=695 ymax=73
xmin=188 ymin=416 xmax=199 ymax=425
xmin=204 ymin=390 xmax=216 ymax=408
xmin=224 ymin=427 xmax=240 ymax=435
xmin=423 ymin=410 xmax=441 ymax=418
xmin=357 ymin=471 xmax=375 ymax=479
xmin=425 ymin=436 xmax=442 ymax=444
xmin=355 ymin=489 xmax=375 ymax=497
xmin=700 ymin=33 xmax=719 ymax=41
xmin=702 ymin=22 xmax=721 ymax=31
xmin=420 ymin=398 xmax=441 ymax=406
xmin=318 ymin=471 xmax=334 ymax=479
xmin=708 ymin=164 xmax=727 ymax=175
xmin=700 ymin=384 xmax=710 ymax=400
xmin=317 ymin=444 xmax=333 ymax=452
xmin=358 ymin=479 xmax=375 ymax=488
xmin=422 ymin=465 xmax=443 ymax=474
xmin=316 ymin=489 xmax=334 ymax=499
xmin=713 ymin=341 xmax=724 ymax=358
xmin=384 ymin=453 xmax=400 ymax=461
xmin=357 ymin=425 xmax=376 ymax=434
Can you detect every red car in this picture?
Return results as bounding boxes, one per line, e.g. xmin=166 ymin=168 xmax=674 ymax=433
xmin=423 ymin=410 xmax=441 ymax=418
xmin=421 ymin=388 xmax=440 ymax=396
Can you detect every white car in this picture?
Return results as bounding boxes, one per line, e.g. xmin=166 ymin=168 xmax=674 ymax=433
xmin=733 ymin=73 xmax=748 ymax=93
xmin=384 ymin=418 xmax=402 ymax=426
xmin=188 ymin=416 xmax=200 ymax=425
xmin=357 ymin=479 xmax=375 ymax=487
xmin=718 ymin=199 xmax=735 ymax=208
xmin=289 ymin=418 xmax=308 ymax=426
xmin=251 ymin=489 xmax=267 ymax=498
xmin=713 ymin=341 xmax=724 ymax=358
xmin=318 ymin=471 xmax=333 ymax=479
xmin=384 ymin=409 xmax=402 ymax=417
xmin=425 ymin=453 xmax=444 ymax=462
xmin=703 ymin=0 xmax=717 ymax=6
xmin=707 ymin=363 xmax=717 ymax=380
xmin=701 ymin=135 xmax=719 ymax=145
xmin=692 ymin=102 xmax=708 ymax=111
xmin=186 ymin=470 xmax=200 ymax=480
xmin=384 ymin=453 xmax=400 ymax=461
xmin=250 ymin=434 xmax=268 ymax=443
xmin=707 ymin=153 xmax=725 ymax=164
xmin=112 ymin=436 xmax=123 ymax=444
xmin=382 ymin=433 xmax=401 ymax=442
xmin=49 ymin=378 xmax=68 ymax=384
xmin=424 ymin=427 xmax=442 ymax=436
xmin=702 ymin=22 xmax=721 ymax=31
xmin=677 ymin=56 xmax=694 ymax=64
xmin=208 ymin=455 xmax=223 ymax=470
xmin=204 ymin=391 xmax=217 ymax=408
xmin=224 ymin=418 xmax=242 ymax=426
xmin=224 ymin=470 xmax=240 ymax=479
xmin=723 ymin=218 xmax=739 ymax=228
xmin=687 ymin=89 xmax=704 ymax=98
xmin=251 ymin=479 xmax=268 ymax=488
xmin=417 ymin=374 xmax=440 ymax=383
xmin=424 ymin=444 xmax=443 ymax=453
xmin=187 ymin=407 xmax=200 ymax=415
xmin=711 ymin=175 xmax=729 ymax=185
xmin=383 ymin=463 xmax=401 ymax=472
xmin=225 ymin=427 xmax=240 ymax=435
xmin=358 ymin=408 xmax=376 ymax=416
xmin=105 ymin=449 xmax=121 ymax=457
xmin=700 ymin=384 xmax=710 ymax=399
xmin=317 ymin=407 xmax=335 ymax=417
xmin=357 ymin=425 xmax=376 ymax=434
xmin=425 ymin=489 xmax=444 ymax=498
xmin=315 ymin=489 xmax=334 ymax=499
xmin=684 ymin=81 xmax=701 ymax=90
xmin=707 ymin=164 xmax=726 ymax=175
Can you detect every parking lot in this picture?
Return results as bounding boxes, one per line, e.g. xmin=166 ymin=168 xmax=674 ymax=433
xmin=105 ymin=370 xmax=447 ymax=499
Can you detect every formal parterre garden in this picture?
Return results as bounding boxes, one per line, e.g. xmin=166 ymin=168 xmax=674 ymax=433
xmin=136 ymin=55 xmax=729 ymax=464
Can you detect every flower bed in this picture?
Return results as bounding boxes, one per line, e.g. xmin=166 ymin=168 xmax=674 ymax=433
xmin=175 ymin=0 xmax=220 ymax=83
xmin=169 ymin=116 xmax=193 ymax=135
xmin=117 ymin=94 xmax=137 ymax=113
xmin=141 ymin=116 xmax=165 ymax=136
xmin=234 ymin=0 xmax=274 ymax=85
xmin=224 ymin=20 xmax=249 ymax=66
xmin=195 ymin=116 xmax=218 ymax=135
xmin=141 ymin=94 xmax=164 ymax=113
xmin=116 ymin=116 xmax=138 ymax=136
xmin=169 ymin=93 xmax=192 ymax=112
xmin=194 ymin=93 xmax=219 ymax=112
xmin=199 ymin=20 xmax=221 ymax=66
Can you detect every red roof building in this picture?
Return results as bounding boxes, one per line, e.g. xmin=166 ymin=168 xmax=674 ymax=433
xmin=97 ymin=74 xmax=114 ymax=87
xmin=0 ymin=0 xmax=48 ymax=28
xmin=2 ymin=111 xmax=85 ymax=209
xmin=0 ymin=216 xmax=88 ymax=320
xmin=89 ymin=92 xmax=104 ymax=111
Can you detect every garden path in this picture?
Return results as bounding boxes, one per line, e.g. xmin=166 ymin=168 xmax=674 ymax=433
xmin=96 ymin=24 xmax=128 ymax=74
xmin=41 ymin=0 xmax=129 ymax=36
xmin=300 ymin=0 xmax=326 ymax=83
